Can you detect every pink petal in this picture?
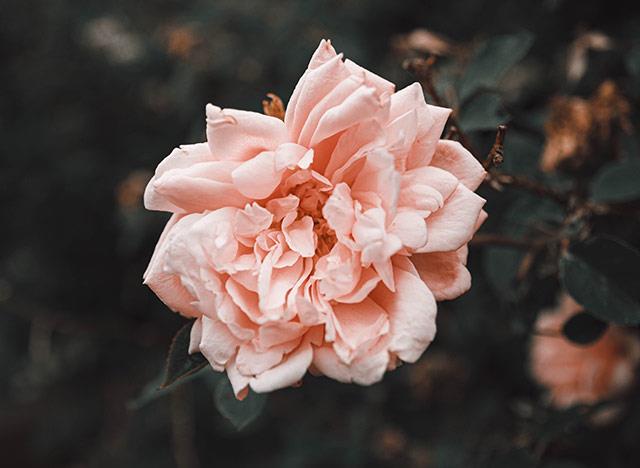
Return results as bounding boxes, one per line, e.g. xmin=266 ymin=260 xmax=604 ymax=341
xmin=145 ymin=158 xmax=250 ymax=213
xmin=312 ymin=343 xmax=389 ymax=385
xmin=315 ymin=243 xmax=361 ymax=300
xmin=225 ymin=277 xmax=262 ymax=324
xmin=309 ymin=85 xmax=386 ymax=148
xmin=258 ymin=252 xmax=304 ymax=312
xmin=188 ymin=317 xmax=203 ymax=354
xmin=430 ymin=140 xmax=486 ymax=190
xmin=389 ymin=211 xmax=428 ymax=250
xmin=331 ymin=298 xmax=389 ymax=351
xmin=285 ymin=52 xmax=349 ymax=142
xmin=226 ymin=356 xmax=251 ymax=400
xmin=411 ymin=251 xmax=472 ymax=301
xmin=266 ymin=195 xmax=300 ymax=222
xmin=257 ymin=321 xmax=306 ymax=349
xmin=282 ymin=213 xmax=317 ymax=258
xmin=351 ymin=149 xmax=400 ymax=217
xmin=334 ymin=267 xmax=381 ymax=304
xmin=420 ymin=184 xmax=486 ymax=253
xmin=143 ymin=214 xmax=201 ymax=318
xmin=387 ymin=83 xmax=450 ymax=169
xmin=297 ymin=75 xmax=365 ymax=148
xmin=322 ymin=183 xmax=355 ymax=238
xmin=198 ymin=315 xmax=240 ymax=371
xmin=236 ymin=342 xmax=288 ymax=376
xmin=234 ymin=203 xmax=273 ymax=240
xmin=249 ymin=339 xmax=313 ymax=393
xmin=206 ymin=104 xmax=287 ymax=161
xmin=273 ymin=143 xmax=311 ymax=171
xmin=344 ymin=59 xmax=395 ymax=97
xmin=231 ymin=150 xmax=283 ymax=199
xmin=370 ymin=267 xmax=437 ymax=362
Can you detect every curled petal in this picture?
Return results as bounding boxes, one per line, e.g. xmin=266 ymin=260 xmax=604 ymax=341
xmin=232 ymin=151 xmax=284 ymax=199
xmin=430 ymin=140 xmax=486 ymax=191
xmin=206 ymin=104 xmax=287 ymax=161
xmin=370 ymin=267 xmax=437 ymax=363
xmin=250 ymin=337 xmax=314 ymax=393
xmin=198 ymin=315 xmax=240 ymax=371
xmin=282 ymin=213 xmax=317 ymax=258
xmin=389 ymin=211 xmax=428 ymax=251
xmin=419 ymin=184 xmax=486 ymax=253
xmin=411 ymin=250 xmax=472 ymax=301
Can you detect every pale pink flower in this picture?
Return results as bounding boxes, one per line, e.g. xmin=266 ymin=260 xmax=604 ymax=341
xmin=531 ymin=294 xmax=640 ymax=409
xmin=143 ymin=40 xmax=486 ymax=399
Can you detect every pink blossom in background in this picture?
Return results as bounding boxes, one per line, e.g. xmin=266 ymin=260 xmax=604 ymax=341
xmin=143 ymin=39 xmax=486 ymax=399
xmin=531 ymin=294 xmax=640 ymax=409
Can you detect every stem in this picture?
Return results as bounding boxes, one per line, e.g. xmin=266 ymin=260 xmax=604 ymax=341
xmin=470 ymin=233 xmax=542 ymax=249
xmin=486 ymin=172 xmax=571 ymax=205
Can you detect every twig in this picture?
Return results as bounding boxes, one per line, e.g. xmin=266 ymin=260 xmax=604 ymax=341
xmin=483 ymin=124 xmax=507 ymax=170
xmin=470 ymin=233 xmax=543 ymax=249
xmin=486 ymin=172 xmax=571 ymax=205
xmin=403 ymin=56 xmax=475 ymax=153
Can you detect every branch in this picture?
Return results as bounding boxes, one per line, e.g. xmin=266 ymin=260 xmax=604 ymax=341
xmin=470 ymin=233 xmax=544 ymax=249
xmin=486 ymin=172 xmax=571 ymax=205
xmin=483 ymin=124 xmax=506 ymax=170
xmin=403 ymin=56 xmax=476 ymax=154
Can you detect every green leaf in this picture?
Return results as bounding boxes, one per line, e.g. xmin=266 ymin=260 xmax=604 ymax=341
xmin=458 ymin=32 xmax=534 ymax=102
xmin=214 ymin=378 xmax=267 ymax=431
xmin=590 ymin=158 xmax=640 ymax=203
xmin=559 ymin=236 xmax=640 ymax=325
xmin=626 ymin=43 xmax=640 ymax=78
xmin=561 ymin=312 xmax=608 ymax=345
xmin=458 ymin=92 xmax=508 ymax=131
xmin=127 ymin=366 xmax=206 ymax=410
xmin=162 ymin=320 xmax=208 ymax=388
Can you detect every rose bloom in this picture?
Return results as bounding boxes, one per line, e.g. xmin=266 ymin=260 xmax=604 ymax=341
xmin=531 ymin=294 xmax=640 ymax=409
xmin=144 ymin=40 xmax=486 ymax=399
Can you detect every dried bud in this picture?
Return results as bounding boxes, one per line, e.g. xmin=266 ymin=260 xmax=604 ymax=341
xmin=541 ymin=80 xmax=631 ymax=173
xmin=262 ymin=93 xmax=285 ymax=121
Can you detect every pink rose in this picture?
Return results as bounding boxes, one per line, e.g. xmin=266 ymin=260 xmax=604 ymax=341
xmin=143 ymin=40 xmax=486 ymax=399
xmin=531 ymin=294 xmax=640 ymax=409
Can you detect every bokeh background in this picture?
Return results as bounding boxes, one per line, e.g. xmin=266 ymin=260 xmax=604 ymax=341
xmin=2 ymin=0 xmax=640 ymax=467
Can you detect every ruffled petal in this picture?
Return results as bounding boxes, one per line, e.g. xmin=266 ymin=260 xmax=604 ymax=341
xmin=206 ymin=104 xmax=287 ymax=161
xmin=370 ymin=266 xmax=437 ymax=363
xmin=249 ymin=338 xmax=314 ymax=393
xmin=419 ymin=184 xmax=486 ymax=253
xmin=430 ymin=140 xmax=486 ymax=190
xmin=411 ymin=250 xmax=472 ymax=301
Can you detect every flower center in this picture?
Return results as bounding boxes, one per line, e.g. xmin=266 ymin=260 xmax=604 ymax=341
xmin=289 ymin=180 xmax=337 ymax=256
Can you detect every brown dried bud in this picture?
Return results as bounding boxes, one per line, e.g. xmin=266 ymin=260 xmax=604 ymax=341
xmin=540 ymin=80 xmax=631 ymax=173
xmin=262 ymin=93 xmax=285 ymax=121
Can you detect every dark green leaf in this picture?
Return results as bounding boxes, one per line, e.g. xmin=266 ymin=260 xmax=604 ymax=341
xmin=627 ymin=43 xmax=640 ymax=78
xmin=484 ymin=196 xmax=563 ymax=300
xmin=561 ymin=312 xmax=608 ymax=345
xmin=458 ymin=92 xmax=508 ymax=131
xmin=162 ymin=320 xmax=208 ymax=388
xmin=590 ymin=159 xmax=640 ymax=203
xmin=127 ymin=367 xmax=206 ymax=410
xmin=559 ymin=236 xmax=640 ymax=325
xmin=458 ymin=32 xmax=534 ymax=101
xmin=214 ymin=378 xmax=267 ymax=431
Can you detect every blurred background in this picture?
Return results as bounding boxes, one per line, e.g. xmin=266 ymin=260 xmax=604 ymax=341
xmin=2 ymin=0 xmax=640 ymax=466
